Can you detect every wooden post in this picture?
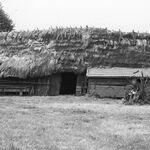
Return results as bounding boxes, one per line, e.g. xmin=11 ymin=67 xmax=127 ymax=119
xmin=19 ymin=91 xmax=23 ymax=96
xmin=76 ymin=73 xmax=87 ymax=96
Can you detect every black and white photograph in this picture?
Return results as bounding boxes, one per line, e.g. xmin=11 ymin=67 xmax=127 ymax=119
xmin=0 ymin=0 xmax=150 ymax=149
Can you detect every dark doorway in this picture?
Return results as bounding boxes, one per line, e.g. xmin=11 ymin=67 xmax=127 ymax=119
xmin=60 ymin=72 xmax=77 ymax=95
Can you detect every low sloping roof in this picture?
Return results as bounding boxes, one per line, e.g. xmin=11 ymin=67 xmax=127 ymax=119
xmin=87 ymin=67 xmax=150 ymax=77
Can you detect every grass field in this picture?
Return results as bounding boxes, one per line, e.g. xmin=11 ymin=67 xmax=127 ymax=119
xmin=0 ymin=96 xmax=150 ymax=150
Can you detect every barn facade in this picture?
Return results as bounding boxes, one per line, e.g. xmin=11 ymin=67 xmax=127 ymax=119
xmin=0 ymin=72 xmax=87 ymax=96
xmin=87 ymin=67 xmax=150 ymax=98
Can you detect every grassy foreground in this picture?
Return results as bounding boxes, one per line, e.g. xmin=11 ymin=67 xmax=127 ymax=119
xmin=0 ymin=96 xmax=150 ymax=150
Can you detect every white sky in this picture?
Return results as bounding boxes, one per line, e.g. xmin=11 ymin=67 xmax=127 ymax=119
xmin=1 ymin=0 xmax=150 ymax=32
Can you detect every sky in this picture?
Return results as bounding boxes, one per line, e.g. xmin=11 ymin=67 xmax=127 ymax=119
xmin=1 ymin=0 xmax=150 ymax=32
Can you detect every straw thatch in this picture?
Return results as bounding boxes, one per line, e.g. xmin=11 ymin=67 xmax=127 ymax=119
xmin=0 ymin=27 xmax=150 ymax=78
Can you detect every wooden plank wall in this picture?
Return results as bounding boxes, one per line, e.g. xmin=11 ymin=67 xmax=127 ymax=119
xmin=0 ymin=78 xmax=33 ymax=95
xmin=88 ymin=78 xmax=128 ymax=98
xmin=29 ymin=74 xmax=62 ymax=96
xmin=145 ymin=81 xmax=150 ymax=100
xmin=76 ymin=73 xmax=87 ymax=96
xmin=26 ymin=74 xmax=61 ymax=96
xmin=0 ymin=75 xmax=60 ymax=96
xmin=0 ymin=77 xmax=52 ymax=96
xmin=49 ymin=74 xmax=61 ymax=96
xmin=33 ymin=76 xmax=51 ymax=96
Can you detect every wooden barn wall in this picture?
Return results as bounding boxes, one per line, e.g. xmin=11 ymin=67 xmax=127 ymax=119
xmin=0 ymin=73 xmax=86 ymax=96
xmin=33 ymin=76 xmax=51 ymax=96
xmin=33 ymin=74 xmax=62 ymax=96
xmin=0 ymin=78 xmax=32 ymax=95
xmin=76 ymin=73 xmax=87 ymax=95
xmin=88 ymin=78 xmax=129 ymax=98
xmin=49 ymin=74 xmax=61 ymax=96
xmin=145 ymin=81 xmax=150 ymax=100
xmin=0 ymin=76 xmax=52 ymax=96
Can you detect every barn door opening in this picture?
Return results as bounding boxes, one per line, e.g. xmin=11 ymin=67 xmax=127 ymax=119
xmin=60 ymin=72 xmax=77 ymax=95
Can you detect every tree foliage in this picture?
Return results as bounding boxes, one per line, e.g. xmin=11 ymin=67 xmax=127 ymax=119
xmin=0 ymin=3 xmax=14 ymax=32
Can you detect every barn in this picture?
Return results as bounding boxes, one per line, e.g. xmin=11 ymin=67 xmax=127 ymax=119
xmin=0 ymin=27 xmax=150 ymax=97
xmin=87 ymin=67 xmax=150 ymax=98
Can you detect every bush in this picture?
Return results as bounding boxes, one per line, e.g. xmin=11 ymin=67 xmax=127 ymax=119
xmin=123 ymin=72 xmax=149 ymax=105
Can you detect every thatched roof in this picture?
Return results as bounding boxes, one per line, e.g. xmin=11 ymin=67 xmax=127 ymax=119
xmin=0 ymin=27 xmax=150 ymax=78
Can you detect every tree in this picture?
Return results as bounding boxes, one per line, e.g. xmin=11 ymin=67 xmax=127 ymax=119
xmin=0 ymin=3 xmax=14 ymax=32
